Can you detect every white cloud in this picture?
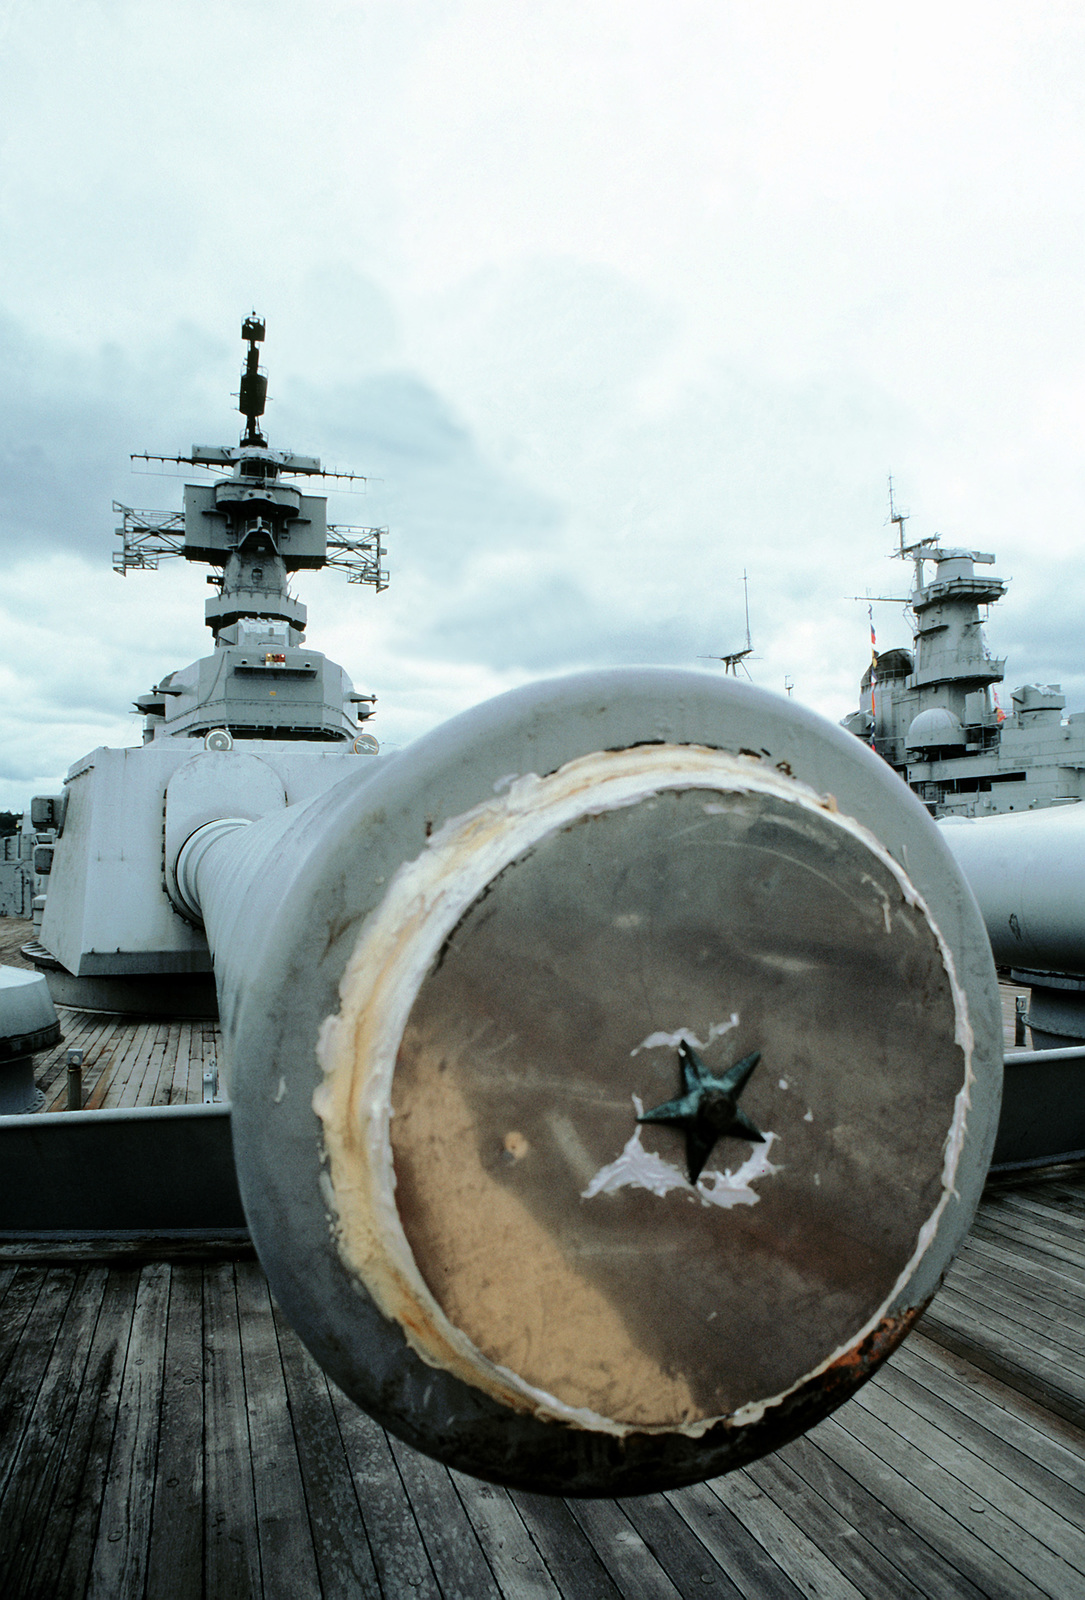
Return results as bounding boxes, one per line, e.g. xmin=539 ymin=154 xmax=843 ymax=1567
xmin=0 ymin=3 xmax=1083 ymax=809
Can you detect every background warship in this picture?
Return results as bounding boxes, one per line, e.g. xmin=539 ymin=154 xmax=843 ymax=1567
xmin=843 ymin=489 xmax=1085 ymax=816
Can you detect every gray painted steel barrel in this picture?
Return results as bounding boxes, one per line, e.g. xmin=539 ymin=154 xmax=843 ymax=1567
xmin=185 ymin=668 xmax=1001 ymax=1495
xmin=940 ymin=805 xmax=1085 ymax=973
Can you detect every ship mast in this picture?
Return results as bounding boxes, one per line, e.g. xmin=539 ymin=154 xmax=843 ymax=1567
xmin=701 ymin=571 xmax=755 ymax=676
xmin=109 ymin=318 xmax=389 ymax=746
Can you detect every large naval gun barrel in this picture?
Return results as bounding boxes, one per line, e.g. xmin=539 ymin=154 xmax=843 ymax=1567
xmin=942 ymin=803 xmax=1085 ymax=1076
xmin=940 ymin=804 xmax=1085 ymax=975
xmin=167 ymin=667 xmax=999 ymax=1496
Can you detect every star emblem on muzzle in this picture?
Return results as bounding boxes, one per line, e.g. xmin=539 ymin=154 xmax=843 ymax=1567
xmin=638 ymin=1042 xmax=765 ymax=1184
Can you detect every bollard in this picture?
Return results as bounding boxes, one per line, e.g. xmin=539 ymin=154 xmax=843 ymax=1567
xmin=66 ymin=1048 xmax=84 ymax=1111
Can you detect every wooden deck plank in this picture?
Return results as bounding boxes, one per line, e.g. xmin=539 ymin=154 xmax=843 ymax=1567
xmin=962 ymin=1216 xmax=1085 ymax=1301
xmin=774 ymin=1431 xmax=990 ymax=1600
xmin=708 ymin=1469 xmax=869 ymax=1600
xmin=234 ymin=1262 xmax=323 ymax=1599
xmin=972 ymin=1187 xmax=1085 ymax=1254
xmin=852 ymin=1372 xmax=1085 ymax=1580
xmin=38 ymin=1013 xmax=115 ymax=1111
xmin=34 ymin=1010 xmax=87 ymax=1107
xmin=167 ymin=1018 xmax=194 ymax=1105
xmin=111 ymin=1026 xmax=151 ymax=1109
xmin=664 ymin=1480 xmax=805 ymax=1599
xmin=970 ymin=1194 xmax=1085 ymax=1252
xmin=900 ymin=1330 xmax=1085 ymax=1486
xmin=83 ymin=1021 xmax=149 ymax=1111
xmin=823 ymin=1404 xmax=1061 ymax=1599
xmin=271 ymin=1303 xmax=383 ymax=1600
xmin=66 ymin=1016 xmax=123 ymax=1108
xmin=0 ymin=1267 xmax=77 ymax=1492
xmin=940 ymin=1260 xmax=1085 ymax=1363
xmin=746 ymin=1450 xmax=929 ymax=1600
xmin=450 ymin=1469 xmax=564 ymax=1598
xmin=326 ymin=1384 xmax=442 ymax=1599
xmin=928 ymin=1251 xmax=1085 ymax=1377
xmin=812 ymin=1410 xmax=1046 ymax=1600
xmin=562 ymin=1496 xmax=682 ymax=1599
xmin=0 ymin=1267 xmax=108 ymax=1593
xmin=117 ymin=1021 xmax=168 ymax=1109
xmin=970 ymin=1208 xmax=1085 ymax=1278
xmin=33 ymin=1006 xmax=96 ymax=1083
xmin=151 ymin=1020 xmax=183 ymax=1105
xmin=617 ymin=1490 xmax=747 ymax=1599
xmin=990 ymin=1185 xmax=1085 ymax=1237
xmin=922 ymin=1291 xmax=1085 ymax=1421
xmin=884 ymin=1343 xmax=1085 ymax=1513
xmin=46 ymin=1269 xmax=140 ymax=1600
xmin=0 ymin=1266 xmax=48 ymax=1388
xmin=77 ymin=1026 xmax=131 ymax=1112
xmin=98 ymin=1021 xmax=154 ymax=1110
xmin=952 ymin=1236 xmax=1085 ymax=1329
xmin=202 ymin=1261 xmax=262 ymax=1599
xmin=919 ymin=1311 xmax=1085 ymax=1436
xmin=143 ymin=1020 xmax=177 ymax=1106
xmin=939 ymin=1259 xmax=1085 ymax=1366
xmin=385 ymin=1432 xmax=504 ymax=1600
xmin=1044 ymin=1178 xmax=1085 ymax=1211
xmin=509 ymin=1491 xmax=627 ymax=1600
xmin=25 ymin=1005 xmax=210 ymax=1114
xmin=84 ymin=1260 xmax=171 ymax=1599
xmin=145 ymin=1265 xmax=205 ymax=1600
xmin=113 ymin=1021 xmax=161 ymax=1108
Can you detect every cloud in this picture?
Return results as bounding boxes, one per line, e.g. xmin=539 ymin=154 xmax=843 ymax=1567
xmin=1 ymin=4 xmax=1084 ymax=807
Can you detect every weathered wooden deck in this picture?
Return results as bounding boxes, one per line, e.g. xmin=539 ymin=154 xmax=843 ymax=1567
xmin=30 ymin=1003 xmax=218 ymax=1113
xmin=2 ymin=919 xmax=1084 ymax=1596
xmin=0 ymin=919 xmax=218 ymax=1113
xmin=0 ymin=1167 xmax=1081 ymax=1596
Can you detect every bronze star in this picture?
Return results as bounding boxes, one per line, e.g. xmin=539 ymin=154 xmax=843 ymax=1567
xmin=638 ymin=1041 xmax=765 ymax=1184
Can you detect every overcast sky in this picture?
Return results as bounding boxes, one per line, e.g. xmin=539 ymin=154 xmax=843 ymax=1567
xmin=1 ymin=1 xmax=1083 ymax=809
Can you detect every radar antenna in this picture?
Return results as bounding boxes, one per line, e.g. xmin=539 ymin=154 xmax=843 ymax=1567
xmin=113 ymin=316 xmax=389 ymax=594
xmin=888 ymin=473 xmax=909 ymax=555
xmin=887 ymin=473 xmax=942 ymax=580
xmin=700 ymin=570 xmax=756 ymax=676
xmin=849 ymin=477 xmax=936 ymax=606
xmin=239 ymin=313 xmax=268 ymax=447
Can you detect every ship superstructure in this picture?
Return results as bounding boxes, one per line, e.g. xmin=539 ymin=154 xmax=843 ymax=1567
xmin=843 ymin=492 xmax=1085 ymax=816
xmin=26 ymin=318 xmax=389 ymax=1013
xmin=114 ymin=315 xmax=386 ymax=748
